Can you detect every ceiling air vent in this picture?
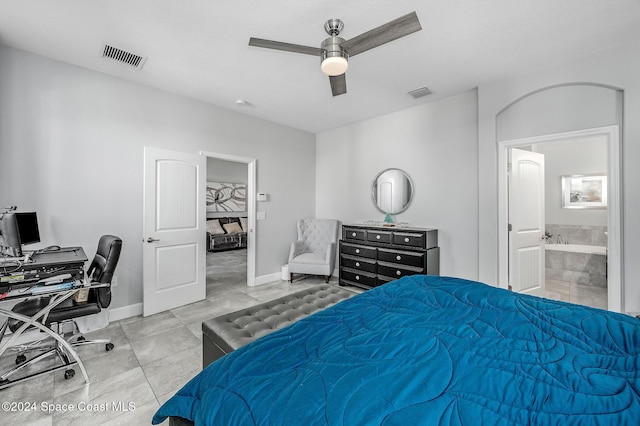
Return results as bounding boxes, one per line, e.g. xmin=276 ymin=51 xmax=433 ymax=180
xmin=408 ymin=86 xmax=432 ymax=99
xmin=102 ymin=44 xmax=146 ymax=69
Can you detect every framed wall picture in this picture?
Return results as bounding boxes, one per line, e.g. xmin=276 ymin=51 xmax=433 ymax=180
xmin=561 ymin=174 xmax=607 ymax=209
xmin=206 ymin=182 xmax=247 ymax=212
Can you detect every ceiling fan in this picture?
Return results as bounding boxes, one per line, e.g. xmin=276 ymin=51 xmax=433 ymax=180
xmin=248 ymin=11 xmax=422 ymax=97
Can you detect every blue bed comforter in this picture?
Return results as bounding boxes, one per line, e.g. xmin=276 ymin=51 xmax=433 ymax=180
xmin=153 ymin=276 xmax=640 ymax=425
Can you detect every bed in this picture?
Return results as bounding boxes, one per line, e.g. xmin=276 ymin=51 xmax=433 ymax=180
xmin=206 ymin=217 xmax=247 ymax=252
xmin=152 ymin=275 xmax=640 ymax=425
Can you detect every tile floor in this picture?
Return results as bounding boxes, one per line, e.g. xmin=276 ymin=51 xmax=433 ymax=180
xmin=0 ymin=249 xmax=337 ymax=425
xmin=545 ymin=278 xmax=608 ymax=310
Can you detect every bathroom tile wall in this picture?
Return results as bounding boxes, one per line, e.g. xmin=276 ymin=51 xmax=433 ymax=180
xmin=545 ymin=224 xmax=608 ymax=246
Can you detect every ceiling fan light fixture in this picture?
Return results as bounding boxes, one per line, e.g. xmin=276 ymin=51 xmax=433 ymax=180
xmin=321 ymin=56 xmax=348 ymax=76
xmin=321 ymin=36 xmax=348 ymax=76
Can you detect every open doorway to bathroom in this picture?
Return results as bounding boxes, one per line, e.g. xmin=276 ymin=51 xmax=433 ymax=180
xmin=498 ymin=126 xmax=622 ymax=312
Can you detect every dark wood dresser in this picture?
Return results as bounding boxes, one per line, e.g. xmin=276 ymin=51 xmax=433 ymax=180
xmin=339 ymin=224 xmax=440 ymax=290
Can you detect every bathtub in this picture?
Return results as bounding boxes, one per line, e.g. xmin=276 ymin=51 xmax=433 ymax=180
xmin=545 ymin=244 xmax=607 ymax=287
xmin=545 ymin=244 xmax=607 ymax=255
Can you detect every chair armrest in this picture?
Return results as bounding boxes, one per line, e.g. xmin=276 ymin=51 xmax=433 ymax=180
xmin=325 ymin=242 xmax=336 ymax=265
xmin=84 ymin=281 xmax=112 ymax=308
xmin=289 ymin=241 xmax=306 ymax=262
xmin=86 ymin=282 xmax=110 ymax=289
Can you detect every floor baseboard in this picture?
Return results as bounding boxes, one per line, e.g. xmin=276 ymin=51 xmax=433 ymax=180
xmin=109 ymin=303 xmax=143 ymax=322
xmin=254 ymin=272 xmax=282 ymax=286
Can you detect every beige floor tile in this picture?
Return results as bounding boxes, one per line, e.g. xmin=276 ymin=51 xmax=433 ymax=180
xmin=120 ymin=311 xmax=183 ymax=341
xmin=142 ymin=345 xmax=201 ymax=398
xmin=129 ymin=326 xmax=200 ymax=366
xmin=170 ymin=298 xmax=217 ymax=324
xmin=53 ymin=342 xmax=140 ymax=398
xmin=545 ymin=278 xmax=607 ymax=309
xmin=52 ymin=366 xmax=156 ymax=425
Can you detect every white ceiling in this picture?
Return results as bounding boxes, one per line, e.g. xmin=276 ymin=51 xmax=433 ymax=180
xmin=1 ymin=1 xmax=639 ymax=133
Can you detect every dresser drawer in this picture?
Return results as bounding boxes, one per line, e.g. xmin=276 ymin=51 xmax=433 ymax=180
xmin=341 ymin=268 xmax=377 ymax=287
xmin=367 ymin=230 xmax=392 ymax=244
xmin=341 ymin=255 xmax=377 ymax=273
xmin=377 ymin=262 xmax=423 ymax=279
xmin=343 ymin=227 xmax=366 ymax=241
xmin=392 ymin=232 xmax=425 ymax=248
xmin=340 ymin=242 xmax=377 ymax=259
xmin=377 ymin=275 xmax=397 ymax=286
xmin=378 ymin=248 xmax=425 ymax=269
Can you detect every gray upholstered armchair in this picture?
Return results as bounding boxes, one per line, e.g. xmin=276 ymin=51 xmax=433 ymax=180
xmin=288 ymin=219 xmax=339 ymax=283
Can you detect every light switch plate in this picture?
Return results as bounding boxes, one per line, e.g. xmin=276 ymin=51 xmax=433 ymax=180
xmin=257 ymin=211 xmax=266 ymax=220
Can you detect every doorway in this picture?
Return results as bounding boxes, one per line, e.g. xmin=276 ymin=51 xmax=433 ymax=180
xmin=201 ymin=151 xmax=257 ymax=290
xmin=498 ymin=126 xmax=623 ymax=312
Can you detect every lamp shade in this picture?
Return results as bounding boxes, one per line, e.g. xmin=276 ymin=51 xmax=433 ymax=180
xmin=321 ymin=56 xmax=348 ymax=76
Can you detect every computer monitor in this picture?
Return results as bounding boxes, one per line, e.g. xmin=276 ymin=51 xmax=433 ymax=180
xmin=0 ymin=212 xmax=40 ymax=257
xmin=15 ymin=212 xmax=40 ymax=245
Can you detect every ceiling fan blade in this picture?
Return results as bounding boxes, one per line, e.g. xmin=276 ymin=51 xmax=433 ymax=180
xmin=330 ymin=74 xmax=347 ymax=96
xmin=248 ymin=37 xmax=322 ymax=56
xmin=341 ymin=11 xmax=421 ymax=57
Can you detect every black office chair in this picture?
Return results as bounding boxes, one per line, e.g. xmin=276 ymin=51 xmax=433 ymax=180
xmin=1 ymin=235 xmax=122 ymax=381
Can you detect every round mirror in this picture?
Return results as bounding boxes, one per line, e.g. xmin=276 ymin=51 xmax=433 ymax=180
xmin=372 ymin=168 xmax=414 ymax=214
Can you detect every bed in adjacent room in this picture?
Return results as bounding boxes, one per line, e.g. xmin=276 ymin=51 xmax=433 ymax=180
xmin=153 ymin=275 xmax=640 ymax=425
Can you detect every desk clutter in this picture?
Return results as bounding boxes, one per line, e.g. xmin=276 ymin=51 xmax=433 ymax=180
xmin=2 ymin=278 xmax=83 ymax=298
xmin=1 ymin=247 xmax=87 ymax=301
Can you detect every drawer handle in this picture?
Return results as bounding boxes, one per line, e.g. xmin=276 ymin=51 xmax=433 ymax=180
xmin=352 ymin=232 xmax=357 ymax=237
xmin=355 ymin=275 xmax=360 ymax=280
xmin=355 ymin=262 xmax=360 ymax=267
xmin=404 ymin=237 xmax=410 ymax=243
xmin=396 ymin=270 xmax=402 ymax=276
xmin=396 ymin=255 xmax=402 ymax=261
xmin=376 ymin=235 xmax=381 ymax=240
xmin=355 ymin=249 xmax=360 ymax=254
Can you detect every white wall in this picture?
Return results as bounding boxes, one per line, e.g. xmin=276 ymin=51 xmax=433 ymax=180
xmin=0 ymin=45 xmax=316 ymax=311
xmin=536 ymin=136 xmax=608 ymax=227
xmin=206 ymin=157 xmax=248 ymax=184
xmin=316 ymin=90 xmax=479 ymax=280
xmin=497 ymin=85 xmax=620 ymax=141
xmin=478 ymin=42 xmax=640 ymax=312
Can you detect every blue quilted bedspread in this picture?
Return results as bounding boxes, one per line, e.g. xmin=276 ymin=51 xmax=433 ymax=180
xmin=152 ymin=276 xmax=640 ymax=425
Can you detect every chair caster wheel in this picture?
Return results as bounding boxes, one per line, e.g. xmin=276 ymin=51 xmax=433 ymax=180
xmin=64 ymin=369 xmax=75 ymax=380
xmin=105 ymin=343 xmax=114 ymax=351
xmin=15 ymin=354 xmax=26 ymax=365
xmin=77 ymin=336 xmax=86 ymax=342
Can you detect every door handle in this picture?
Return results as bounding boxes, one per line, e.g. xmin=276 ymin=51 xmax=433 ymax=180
xmin=145 ymin=237 xmax=160 ymax=243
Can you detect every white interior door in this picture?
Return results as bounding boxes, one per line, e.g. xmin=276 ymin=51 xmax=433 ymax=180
xmin=509 ymin=148 xmax=545 ymax=296
xmin=143 ymin=147 xmax=206 ymax=316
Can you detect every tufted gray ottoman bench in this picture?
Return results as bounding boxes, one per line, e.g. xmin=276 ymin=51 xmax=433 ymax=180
xmin=202 ymin=284 xmax=356 ymax=368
